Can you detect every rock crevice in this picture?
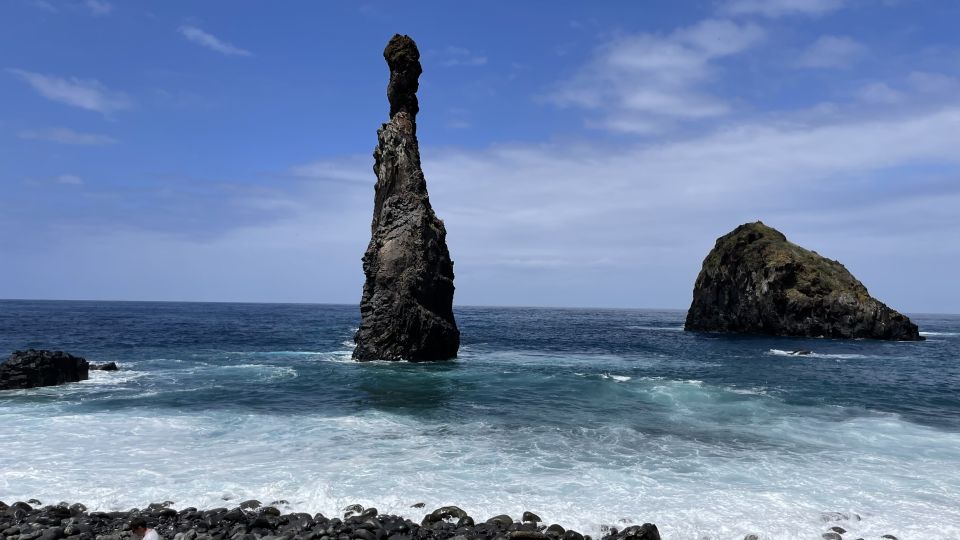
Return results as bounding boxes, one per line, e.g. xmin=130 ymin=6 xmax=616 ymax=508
xmin=353 ymin=34 xmax=459 ymax=361
xmin=684 ymin=222 xmax=922 ymax=340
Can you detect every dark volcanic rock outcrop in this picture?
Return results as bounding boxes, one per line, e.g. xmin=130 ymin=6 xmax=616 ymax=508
xmin=353 ymin=34 xmax=459 ymax=361
xmin=0 ymin=349 xmax=89 ymax=390
xmin=684 ymin=222 xmax=922 ymax=340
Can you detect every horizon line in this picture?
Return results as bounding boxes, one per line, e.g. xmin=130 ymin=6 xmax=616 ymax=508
xmin=0 ymin=297 xmax=689 ymax=312
xmin=1 ymin=297 xmax=957 ymax=316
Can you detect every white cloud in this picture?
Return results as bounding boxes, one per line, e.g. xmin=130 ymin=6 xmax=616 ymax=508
xmin=8 ymin=102 xmax=960 ymax=309
xmin=721 ymin=0 xmax=848 ymax=17
xmin=436 ymin=46 xmax=487 ymax=67
xmin=8 ymin=69 xmax=132 ymax=114
xmin=549 ymin=19 xmax=764 ymax=133
xmin=908 ymin=71 xmax=960 ymax=94
xmin=292 ymin=106 xmax=960 ymax=295
xmin=178 ymin=25 xmax=252 ymax=57
xmin=84 ymin=0 xmax=111 ymax=16
xmin=18 ymin=127 xmax=117 ymax=145
xmin=857 ymin=82 xmax=903 ymax=104
xmin=56 ymin=174 xmax=83 ymax=185
xmin=798 ymin=35 xmax=866 ymax=69
xmin=853 ymin=72 xmax=960 ymax=106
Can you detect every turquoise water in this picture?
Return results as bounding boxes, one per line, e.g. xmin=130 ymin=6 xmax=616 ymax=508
xmin=1 ymin=300 xmax=958 ymax=538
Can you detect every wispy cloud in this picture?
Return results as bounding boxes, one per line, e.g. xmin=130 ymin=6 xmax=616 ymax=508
xmin=436 ymin=46 xmax=487 ymax=67
xmin=18 ymin=127 xmax=117 ymax=145
xmin=8 ymin=69 xmax=132 ymax=114
xmin=27 ymin=0 xmax=57 ymax=13
xmin=56 ymin=174 xmax=83 ymax=185
xmin=798 ymin=35 xmax=866 ymax=69
xmin=285 ymin=103 xmax=960 ymax=308
xmin=84 ymin=0 xmax=111 ymax=16
xmin=857 ymin=82 xmax=903 ymax=104
xmin=721 ymin=0 xmax=848 ymax=17
xmin=548 ymin=19 xmax=764 ymax=133
xmin=178 ymin=25 xmax=252 ymax=57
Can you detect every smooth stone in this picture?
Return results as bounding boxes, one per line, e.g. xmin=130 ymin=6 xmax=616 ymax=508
xmin=221 ymin=509 xmax=245 ymax=523
xmin=487 ymin=516 xmax=513 ymax=528
xmin=239 ymin=501 xmax=261 ymax=511
xmin=822 ymin=534 xmax=842 ymax=540
xmin=352 ymin=531 xmax=376 ymax=540
xmin=41 ymin=528 xmax=65 ymax=540
xmin=620 ymin=525 xmax=660 ymax=540
xmin=562 ymin=531 xmax=583 ymax=540
xmin=409 ymin=504 xmax=424 ymax=509
xmin=544 ymin=525 xmax=565 ymax=538
xmin=521 ymin=513 xmax=541 ymax=524
xmin=509 ymin=533 xmax=546 ymax=540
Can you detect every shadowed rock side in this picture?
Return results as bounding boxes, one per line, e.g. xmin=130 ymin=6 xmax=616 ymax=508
xmin=0 ymin=349 xmax=89 ymax=390
xmin=684 ymin=222 xmax=922 ymax=340
xmin=353 ymin=34 xmax=459 ymax=361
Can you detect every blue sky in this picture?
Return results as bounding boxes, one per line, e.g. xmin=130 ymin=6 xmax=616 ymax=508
xmin=2 ymin=0 xmax=959 ymax=312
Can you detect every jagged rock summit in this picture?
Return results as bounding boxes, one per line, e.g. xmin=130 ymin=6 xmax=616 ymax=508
xmin=684 ymin=222 xmax=922 ymax=341
xmin=353 ymin=34 xmax=460 ymax=361
xmin=0 ymin=349 xmax=89 ymax=390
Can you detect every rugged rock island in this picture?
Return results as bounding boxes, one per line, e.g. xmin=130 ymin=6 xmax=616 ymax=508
xmin=684 ymin=222 xmax=922 ymax=340
xmin=0 ymin=349 xmax=89 ymax=390
xmin=353 ymin=34 xmax=460 ymax=361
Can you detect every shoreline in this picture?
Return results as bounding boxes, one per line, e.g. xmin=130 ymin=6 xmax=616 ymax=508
xmin=0 ymin=499 xmax=905 ymax=540
xmin=0 ymin=500 xmax=663 ymax=540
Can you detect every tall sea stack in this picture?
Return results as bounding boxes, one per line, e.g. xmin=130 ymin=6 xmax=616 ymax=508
xmin=353 ymin=34 xmax=460 ymax=361
xmin=684 ymin=222 xmax=922 ymax=340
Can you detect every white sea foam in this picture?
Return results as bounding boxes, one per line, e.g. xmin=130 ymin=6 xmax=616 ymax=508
xmin=3 ymin=365 xmax=960 ymax=539
xmin=3 ymin=399 xmax=959 ymax=539
xmin=768 ymin=349 xmax=868 ymax=359
xmin=920 ymin=331 xmax=959 ymax=337
xmin=230 ymin=351 xmax=328 ymax=356
xmin=600 ymin=373 xmax=631 ymax=382
xmin=624 ymin=326 xmax=684 ymax=331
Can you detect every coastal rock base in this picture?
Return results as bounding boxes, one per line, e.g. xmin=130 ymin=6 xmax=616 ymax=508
xmin=0 ymin=501 xmax=659 ymax=540
xmin=0 ymin=350 xmax=89 ymax=390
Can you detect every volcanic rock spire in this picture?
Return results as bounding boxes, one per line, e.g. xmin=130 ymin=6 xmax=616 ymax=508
xmin=353 ymin=34 xmax=460 ymax=361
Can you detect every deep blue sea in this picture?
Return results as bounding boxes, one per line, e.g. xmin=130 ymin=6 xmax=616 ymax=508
xmin=1 ymin=300 xmax=958 ymax=539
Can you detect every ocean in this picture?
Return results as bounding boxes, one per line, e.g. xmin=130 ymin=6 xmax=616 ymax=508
xmin=1 ymin=300 xmax=958 ymax=539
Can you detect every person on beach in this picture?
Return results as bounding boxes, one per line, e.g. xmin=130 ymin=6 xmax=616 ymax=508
xmin=129 ymin=517 xmax=160 ymax=540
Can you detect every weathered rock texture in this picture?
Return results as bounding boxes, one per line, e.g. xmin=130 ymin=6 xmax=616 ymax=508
xmin=0 ymin=349 xmax=89 ymax=390
xmin=353 ymin=34 xmax=459 ymax=361
xmin=684 ymin=222 xmax=922 ymax=340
